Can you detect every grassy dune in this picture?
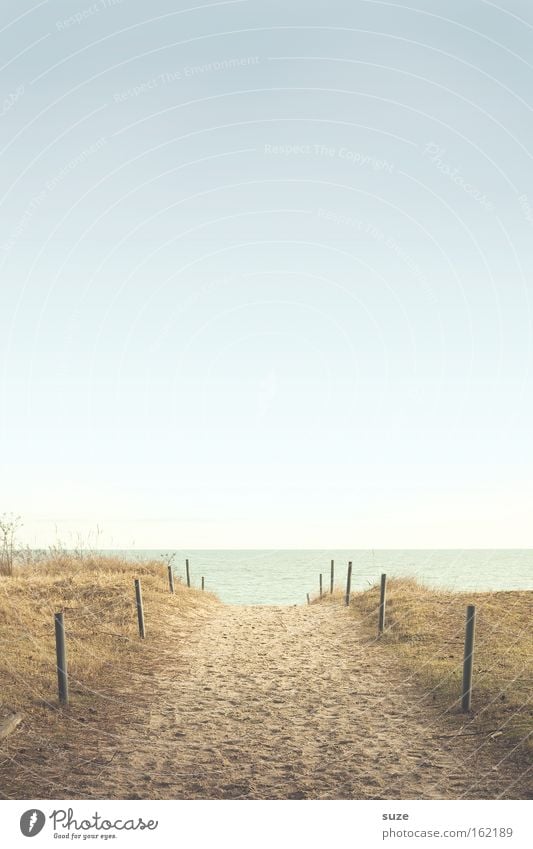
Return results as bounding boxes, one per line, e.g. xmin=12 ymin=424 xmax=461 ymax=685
xmin=1 ymin=558 xmax=530 ymax=799
xmin=0 ymin=553 xmax=217 ymax=725
xmin=316 ymin=578 xmax=532 ymax=754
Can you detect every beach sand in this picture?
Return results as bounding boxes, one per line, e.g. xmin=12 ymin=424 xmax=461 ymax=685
xmin=4 ymin=600 xmax=528 ymax=799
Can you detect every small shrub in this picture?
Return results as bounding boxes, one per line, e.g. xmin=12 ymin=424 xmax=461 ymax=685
xmin=0 ymin=512 xmax=22 ymax=576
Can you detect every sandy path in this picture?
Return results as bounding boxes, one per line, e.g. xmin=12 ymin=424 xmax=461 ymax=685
xmin=74 ymin=601 xmax=523 ymax=800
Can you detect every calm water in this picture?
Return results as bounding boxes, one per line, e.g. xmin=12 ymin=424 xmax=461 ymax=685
xmin=105 ymin=550 xmax=533 ymax=605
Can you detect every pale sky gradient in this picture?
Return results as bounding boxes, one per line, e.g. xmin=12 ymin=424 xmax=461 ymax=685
xmin=1 ymin=0 xmax=532 ymax=548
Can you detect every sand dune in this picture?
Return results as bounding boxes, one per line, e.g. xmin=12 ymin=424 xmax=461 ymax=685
xmin=7 ymin=600 xmax=524 ymax=800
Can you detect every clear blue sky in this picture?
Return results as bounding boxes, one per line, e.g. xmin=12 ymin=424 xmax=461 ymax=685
xmin=1 ymin=0 xmax=532 ymax=548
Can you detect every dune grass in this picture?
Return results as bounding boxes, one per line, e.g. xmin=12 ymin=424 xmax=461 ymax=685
xmin=0 ymin=552 xmax=217 ymax=723
xmin=315 ymin=578 xmax=532 ymax=753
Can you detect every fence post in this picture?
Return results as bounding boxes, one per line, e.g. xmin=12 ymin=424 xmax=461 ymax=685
xmin=307 ymin=592 xmax=310 ymax=605
xmin=168 ymin=565 xmax=175 ymax=594
xmin=54 ymin=612 xmax=69 ymax=706
xmin=201 ymin=576 xmax=205 ymax=591
xmin=134 ymin=578 xmax=145 ymax=639
xmin=461 ymin=604 xmax=476 ymax=712
xmin=330 ymin=559 xmax=334 ymax=594
xmin=345 ymin=561 xmax=352 ymax=606
xmin=319 ymin=573 xmax=323 ymax=598
xmin=185 ymin=558 xmax=191 ymax=588
xmin=378 ymin=573 xmax=387 ymax=635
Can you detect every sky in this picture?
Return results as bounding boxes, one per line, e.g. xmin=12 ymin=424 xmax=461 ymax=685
xmin=1 ymin=0 xmax=532 ymax=549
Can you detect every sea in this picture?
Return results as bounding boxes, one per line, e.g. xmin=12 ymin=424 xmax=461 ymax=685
xmin=103 ymin=549 xmax=533 ymax=606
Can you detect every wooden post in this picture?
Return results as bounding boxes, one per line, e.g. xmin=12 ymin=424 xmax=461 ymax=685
xmin=462 ymin=604 xmax=476 ymax=712
xmin=330 ymin=559 xmax=334 ymax=594
xmin=306 ymin=592 xmax=310 ymax=605
xmin=378 ymin=573 xmax=387 ymax=634
xmin=168 ymin=565 xmax=175 ymax=594
xmin=54 ymin=612 xmax=69 ymax=706
xmin=185 ymin=558 xmax=191 ymax=588
xmin=134 ymin=578 xmax=145 ymax=639
xmin=319 ymin=573 xmax=323 ymax=598
xmin=345 ymin=561 xmax=352 ymax=606
xmin=201 ymin=576 xmax=205 ymax=591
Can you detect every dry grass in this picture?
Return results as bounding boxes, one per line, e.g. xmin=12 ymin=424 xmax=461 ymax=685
xmin=0 ymin=552 xmax=221 ymax=798
xmin=316 ymin=578 xmax=532 ymax=753
xmin=0 ymin=552 xmax=218 ymax=724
